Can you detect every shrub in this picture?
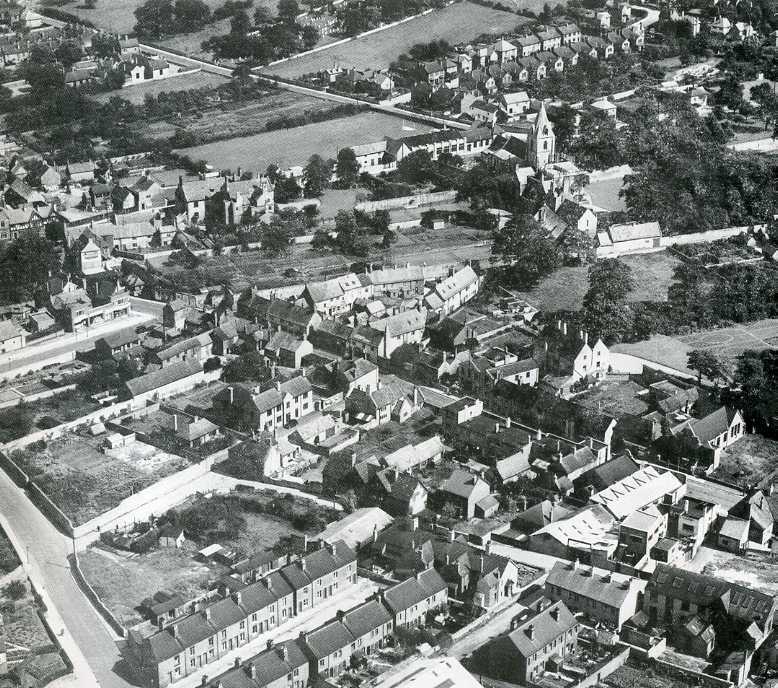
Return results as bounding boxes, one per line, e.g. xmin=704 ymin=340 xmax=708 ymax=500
xmin=4 ymin=580 xmax=26 ymax=600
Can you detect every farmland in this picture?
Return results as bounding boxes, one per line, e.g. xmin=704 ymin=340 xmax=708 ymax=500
xmin=89 ymin=70 xmax=228 ymax=105
xmin=262 ymin=1 xmax=528 ymax=78
xmin=175 ymin=111 xmax=433 ymax=171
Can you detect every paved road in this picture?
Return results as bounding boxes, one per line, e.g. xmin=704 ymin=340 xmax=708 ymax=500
xmin=0 ymin=471 xmax=136 ymax=688
xmin=137 ymin=43 xmax=470 ymax=130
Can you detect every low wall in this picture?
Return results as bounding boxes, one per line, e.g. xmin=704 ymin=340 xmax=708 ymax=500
xmin=0 ymin=449 xmax=29 ymax=487
xmin=0 ymin=383 xmax=79 ymax=409
xmin=565 ymin=646 xmax=630 ymax=688
xmin=354 ymin=190 xmax=458 ymax=213
xmin=652 ymin=657 xmax=733 ymax=688
xmin=28 ymin=482 xmax=75 ymax=537
xmin=68 ymin=553 xmax=126 ymax=637
xmin=609 ymin=351 xmax=696 ymax=381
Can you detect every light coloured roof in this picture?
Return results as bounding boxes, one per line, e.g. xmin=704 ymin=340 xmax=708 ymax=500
xmin=535 ymin=504 xmax=616 ymax=549
xmin=608 ymin=221 xmax=661 ymax=243
xmin=315 ymin=507 xmax=393 ymax=550
xmin=590 ymin=466 xmax=681 ymax=520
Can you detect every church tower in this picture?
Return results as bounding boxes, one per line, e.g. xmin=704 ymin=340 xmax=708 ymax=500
xmin=529 ymin=102 xmax=556 ymax=170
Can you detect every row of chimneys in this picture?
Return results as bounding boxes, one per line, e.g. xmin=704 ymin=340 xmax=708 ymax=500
xmin=556 ymin=319 xmax=589 ymax=344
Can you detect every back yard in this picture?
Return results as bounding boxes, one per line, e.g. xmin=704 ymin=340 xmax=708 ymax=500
xmin=710 ymin=434 xmax=778 ymax=488
xmin=10 ymin=432 xmax=190 ymax=525
xmin=0 ymin=578 xmax=52 ymax=663
xmin=79 ymin=545 xmax=226 ymax=627
xmin=262 ymin=2 xmax=529 ymax=77
xmin=574 ymin=378 xmax=650 ymax=417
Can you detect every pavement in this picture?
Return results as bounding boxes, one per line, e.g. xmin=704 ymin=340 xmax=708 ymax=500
xmin=0 ymin=470 xmax=134 ymax=688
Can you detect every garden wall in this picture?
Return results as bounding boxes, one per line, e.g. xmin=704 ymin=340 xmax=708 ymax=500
xmin=0 ymin=449 xmax=29 ymax=487
xmin=354 ymin=190 xmax=458 ymax=213
xmin=659 ymin=224 xmax=765 ymax=248
xmin=68 ymin=553 xmax=126 ymax=637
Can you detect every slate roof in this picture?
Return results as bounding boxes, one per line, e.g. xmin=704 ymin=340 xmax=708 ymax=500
xmin=370 ymin=309 xmax=427 ymax=337
xmin=382 ymin=568 xmax=447 ymax=614
xmin=547 ymin=561 xmax=634 ymax=608
xmin=341 ymin=599 xmax=392 ymax=638
xmin=304 ymin=619 xmax=354 ymax=659
xmin=497 ymin=601 xmax=576 ymax=658
xmin=125 ymin=359 xmax=203 ymax=397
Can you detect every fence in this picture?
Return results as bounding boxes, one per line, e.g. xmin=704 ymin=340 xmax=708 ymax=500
xmin=68 ymin=552 xmax=127 ymax=637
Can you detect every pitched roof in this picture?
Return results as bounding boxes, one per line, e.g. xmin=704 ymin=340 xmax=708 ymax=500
xmin=497 ymin=601 xmax=576 ymax=658
xmin=341 ymin=599 xmax=392 ymax=638
xmin=382 ymin=568 xmax=447 ymax=614
xmin=439 ymin=469 xmax=489 ymax=500
xmin=315 ymin=508 xmax=393 ymax=549
xmin=608 ymin=222 xmax=661 ymax=243
xmin=125 ymin=359 xmax=203 ymax=397
xmin=672 ymin=407 xmax=739 ymax=446
xmin=304 ymin=619 xmax=354 ymax=658
xmin=547 ymin=561 xmax=635 ymax=608
xmin=590 ymin=465 xmax=681 ymax=519
xmin=370 ymin=309 xmax=427 ymax=337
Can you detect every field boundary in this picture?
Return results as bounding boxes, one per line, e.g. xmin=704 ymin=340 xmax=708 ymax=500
xmin=68 ymin=552 xmax=127 ymax=638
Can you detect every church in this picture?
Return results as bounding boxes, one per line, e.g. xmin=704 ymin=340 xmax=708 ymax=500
xmin=487 ymin=101 xmax=557 ymax=171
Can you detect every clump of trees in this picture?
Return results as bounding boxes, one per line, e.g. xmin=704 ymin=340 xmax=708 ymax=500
xmin=134 ymin=0 xmax=214 ymax=37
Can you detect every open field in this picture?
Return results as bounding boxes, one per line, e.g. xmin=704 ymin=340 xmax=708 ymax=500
xmin=711 ymin=434 xmax=778 ymax=488
xmin=574 ymin=379 xmax=650 ymax=417
xmin=262 ymin=1 xmax=528 ymax=77
xmin=89 ymin=70 xmax=228 ymax=105
xmin=156 ymin=18 xmax=232 ymax=61
xmin=41 ymin=0 xmax=235 ymax=34
xmin=514 ymin=251 xmax=682 ymax=312
xmin=176 ymin=111 xmax=433 ymax=171
xmin=676 ymin=318 xmax=778 ymax=360
xmin=79 ymin=545 xmax=225 ymax=627
xmin=9 ymin=433 xmax=190 ymax=525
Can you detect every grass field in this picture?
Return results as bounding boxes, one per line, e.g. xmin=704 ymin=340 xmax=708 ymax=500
xmin=514 ymin=251 xmax=682 ymax=312
xmin=676 ymin=318 xmax=778 ymax=360
xmin=176 ymin=111 xmax=433 ymax=171
xmin=156 ymin=18 xmax=232 ymax=60
xmin=89 ymin=70 xmax=228 ymax=105
xmin=42 ymin=0 xmax=237 ymax=34
xmin=262 ymin=1 xmax=528 ymax=77
xmin=79 ymin=545 xmax=225 ymax=627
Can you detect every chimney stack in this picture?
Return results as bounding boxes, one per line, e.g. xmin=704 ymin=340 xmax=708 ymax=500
xmin=228 ymin=386 xmax=234 ymax=404
xmin=267 ymin=639 xmax=274 ymax=650
xmin=550 ymin=607 xmax=560 ymax=622
xmin=173 ymin=414 xmax=178 ymax=431
xmin=248 ymin=665 xmax=257 ymax=679
xmin=526 ymin=624 xmax=535 ymax=640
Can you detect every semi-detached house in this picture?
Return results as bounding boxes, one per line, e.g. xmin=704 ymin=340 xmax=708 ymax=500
xmin=127 ymin=541 xmax=356 ymax=688
xmin=381 ymin=568 xmax=448 ymax=628
xmin=369 ymin=309 xmax=427 ymax=359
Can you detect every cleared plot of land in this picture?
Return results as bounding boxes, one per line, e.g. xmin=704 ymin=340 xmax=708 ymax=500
xmin=697 ymin=547 xmax=778 ymax=597
xmin=263 ymin=2 xmax=528 ymax=77
xmin=676 ymin=318 xmax=778 ymax=360
xmin=79 ymin=546 xmax=225 ymax=627
xmin=89 ymin=70 xmax=228 ymax=105
xmin=585 ymin=176 xmax=627 ymax=212
xmin=176 ymin=111 xmax=434 ymax=171
xmin=711 ymin=434 xmax=778 ymax=489
xmin=10 ymin=433 xmax=189 ymax=525
xmin=574 ymin=379 xmax=650 ymax=417
xmin=42 ymin=0 xmax=234 ymax=34
xmin=514 ymin=251 xmax=682 ymax=312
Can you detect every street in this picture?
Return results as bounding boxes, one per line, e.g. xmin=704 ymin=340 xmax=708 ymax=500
xmin=0 ymin=311 xmax=153 ymax=380
xmin=0 ymin=469 xmax=136 ymax=688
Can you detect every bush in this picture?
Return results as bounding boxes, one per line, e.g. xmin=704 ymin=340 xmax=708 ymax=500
xmin=4 ymin=580 xmax=26 ymax=600
xmin=36 ymin=416 xmax=60 ymax=430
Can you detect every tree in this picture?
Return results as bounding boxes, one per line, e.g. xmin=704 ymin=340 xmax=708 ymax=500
xmin=223 ymin=351 xmax=270 ymax=382
xmin=581 ymin=259 xmax=635 ymax=341
xmin=274 ymin=175 xmax=301 ymax=203
xmin=54 ymin=40 xmax=83 ymax=68
xmin=174 ymin=0 xmax=212 ymax=31
xmin=254 ymin=5 xmax=272 ymax=23
xmin=491 ymin=214 xmax=562 ymax=288
xmin=396 ymin=149 xmax=435 ymax=185
xmin=687 ymin=349 xmax=729 ymax=385
xmin=0 ymin=233 xmax=60 ymax=302
xmin=301 ymin=24 xmax=319 ymax=49
xmin=311 ymin=229 xmax=331 ymax=251
xmin=335 ymin=147 xmax=359 ymax=186
xmin=3 ymin=580 xmax=25 ymax=601
xmin=303 ymin=154 xmax=333 ymax=197
xmin=277 ymin=0 xmax=300 ymax=22
xmin=134 ymin=0 xmax=175 ymax=37
xmin=260 ymin=218 xmax=291 ymax=257
xmin=91 ymin=33 xmax=120 ymax=58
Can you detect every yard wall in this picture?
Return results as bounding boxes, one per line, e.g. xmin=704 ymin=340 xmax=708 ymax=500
xmin=67 ymin=552 xmax=127 ymax=637
xmin=652 ymin=658 xmax=733 ymax=688
xmin=354 ymin=190 xmax=458 ymax=213
xmin=609 ymin=352 xmax=696 ymax=381
xmin=28 ymin=482 xmax=75 ymax=537
xmin=0 ymin=383 xmax=79 ymax=409
xmin=0 ymin=449 xmax=29 ymax=487
xmin=71 ymin=446 xmax=231 ymax=544
xmin=659 ymin=224 xmax=765 ymax=248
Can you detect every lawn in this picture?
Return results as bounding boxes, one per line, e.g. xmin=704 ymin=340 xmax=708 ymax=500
xmin=710 ymin=434 xmax=778 ymax=489
xmin=585 ymin=176 xmax=626 ymax=211
xmin=574 ymin=379 xmax=650 ymax=417
xmin=176 ymin=111 xmax=434 ymax=171
xmin=79 ymin=545 xmax=225 ymax=627
xmin=89 ymin=70 xmax=228 ymax=105
xmin=262 ymin=1 xmax=528 ymax=77
xmin=513 ymin=252 xmax=681 ymax=312
xmin=10 ymin=433 xmax=190 ymax=526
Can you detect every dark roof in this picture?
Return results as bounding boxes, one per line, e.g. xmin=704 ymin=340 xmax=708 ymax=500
xmin=496 ymin=601 xmax=576 ymax=658
xmin=382 ymin=568 xmax=447 ymax=614
xmin=125 ymin=359 xmax=202 ymax=397
xmin=304 ymin=619 xmax=354 ymax=658
xmin=341 ymin=600 xmax=392 ymax=638
xmin=580 ymin=455 xmax=639 ymax=492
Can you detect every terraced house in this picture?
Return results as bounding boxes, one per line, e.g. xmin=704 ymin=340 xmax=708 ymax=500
xmin=126 ymin=541 xmax=356 ymax=688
